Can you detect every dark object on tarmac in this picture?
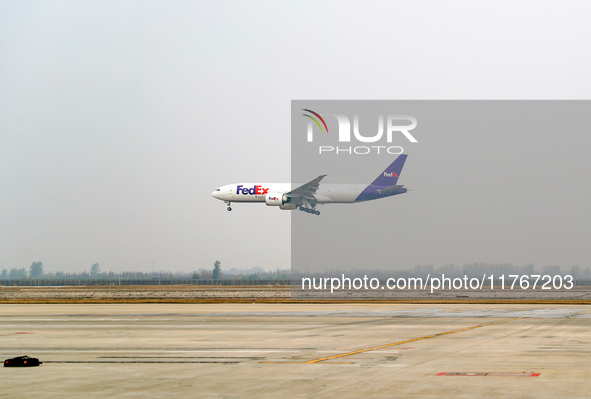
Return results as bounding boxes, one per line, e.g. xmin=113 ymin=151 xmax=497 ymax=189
xmin=4 ymin=356 xmax=42 ymax=367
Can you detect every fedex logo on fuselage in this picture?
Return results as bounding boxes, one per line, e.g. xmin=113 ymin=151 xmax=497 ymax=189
xmin=236 ymin=185 xmax=269 ymax=195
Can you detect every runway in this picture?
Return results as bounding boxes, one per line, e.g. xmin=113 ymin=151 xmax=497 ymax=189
xmin=1 ymin=304 xmax=590 ymax=398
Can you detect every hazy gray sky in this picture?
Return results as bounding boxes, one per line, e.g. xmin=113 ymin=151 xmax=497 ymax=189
xmin=1 ymin=1 xmax=591 ymax=273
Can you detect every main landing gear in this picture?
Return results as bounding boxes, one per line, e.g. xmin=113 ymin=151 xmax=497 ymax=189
xmin=299 ymin=205 xmax=320 ymax=216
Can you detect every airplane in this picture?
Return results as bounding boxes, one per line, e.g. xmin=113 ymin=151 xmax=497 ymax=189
xmin=211 ymin=154 xmax=408 ymax=215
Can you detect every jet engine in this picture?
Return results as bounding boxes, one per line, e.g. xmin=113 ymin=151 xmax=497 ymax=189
xmin=265 ymin=193 xmax=287 ymax=206
xmin=266 ymin=193 xmax=296 ymax=210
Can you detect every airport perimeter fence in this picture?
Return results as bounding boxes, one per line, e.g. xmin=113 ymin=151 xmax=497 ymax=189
xmin=0 ymin=279 xmax=293 ymax=287
xmin=1 ymin=278 xmax=591 ymax=287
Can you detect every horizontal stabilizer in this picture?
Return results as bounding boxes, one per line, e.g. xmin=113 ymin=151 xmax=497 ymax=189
xmin=376 ymin=185 xmax=404 ymax=195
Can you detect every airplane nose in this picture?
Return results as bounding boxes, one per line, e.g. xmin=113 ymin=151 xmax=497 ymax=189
xmin=212 ymin=190 xmax=221 ymax=199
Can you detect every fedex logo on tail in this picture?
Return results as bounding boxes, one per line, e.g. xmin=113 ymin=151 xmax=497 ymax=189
xmin=384 ymin=172 xmax=399 ymax=177
xmin=236 ymin=185 xmax=269 ymax=195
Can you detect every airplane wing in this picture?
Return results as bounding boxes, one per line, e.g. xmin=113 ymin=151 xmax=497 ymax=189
xmin=285 ymin=175 xmax=326 ymax=204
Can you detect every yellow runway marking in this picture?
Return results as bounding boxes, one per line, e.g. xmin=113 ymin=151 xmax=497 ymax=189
xmin=261 ymin=361 xmax=353 ymax=364
xmin=303 ymin=317 xmax=522 ymax=364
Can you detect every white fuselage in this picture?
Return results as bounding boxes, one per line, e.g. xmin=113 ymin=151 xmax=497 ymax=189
xmin=212 ymin=155 xmax=409 ymax=213
xmin=212 ymin=183 xmax=369 ymax=204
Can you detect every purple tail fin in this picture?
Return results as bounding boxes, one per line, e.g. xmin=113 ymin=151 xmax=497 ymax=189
xmin=354 ymin=155 xmax=408 ymax=202
xmin=370 ymin=154 xmax=407 ymax=187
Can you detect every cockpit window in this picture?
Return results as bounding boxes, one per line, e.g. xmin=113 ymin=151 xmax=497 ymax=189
xmin=215 ymin=189 xmax=220 ymax=191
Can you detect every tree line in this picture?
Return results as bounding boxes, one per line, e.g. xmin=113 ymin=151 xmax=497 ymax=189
xmin=4 ymin=260 xmax=588 ymax=281
xmin=1 ymin=260 xmax=292 ymax=281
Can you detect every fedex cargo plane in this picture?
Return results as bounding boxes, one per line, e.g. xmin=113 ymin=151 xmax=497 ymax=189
xmin=212 ymin=155 xmax=408 ymax=215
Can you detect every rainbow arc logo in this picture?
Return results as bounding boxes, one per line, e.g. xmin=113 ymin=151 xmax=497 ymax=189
xmin=302 ymin=109 xmax=329 ymax=133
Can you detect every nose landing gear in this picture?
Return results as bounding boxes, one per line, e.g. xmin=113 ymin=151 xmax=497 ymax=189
xmin=225 ymin=201 xmax=232 ymax=211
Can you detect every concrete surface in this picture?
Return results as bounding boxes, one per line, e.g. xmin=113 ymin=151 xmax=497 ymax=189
xmin=1 ymin=304 xmax=590 ymax=398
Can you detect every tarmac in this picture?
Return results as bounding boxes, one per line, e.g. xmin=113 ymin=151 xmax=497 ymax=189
xmin=1 ymin=303 xmax=590 ymax=398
